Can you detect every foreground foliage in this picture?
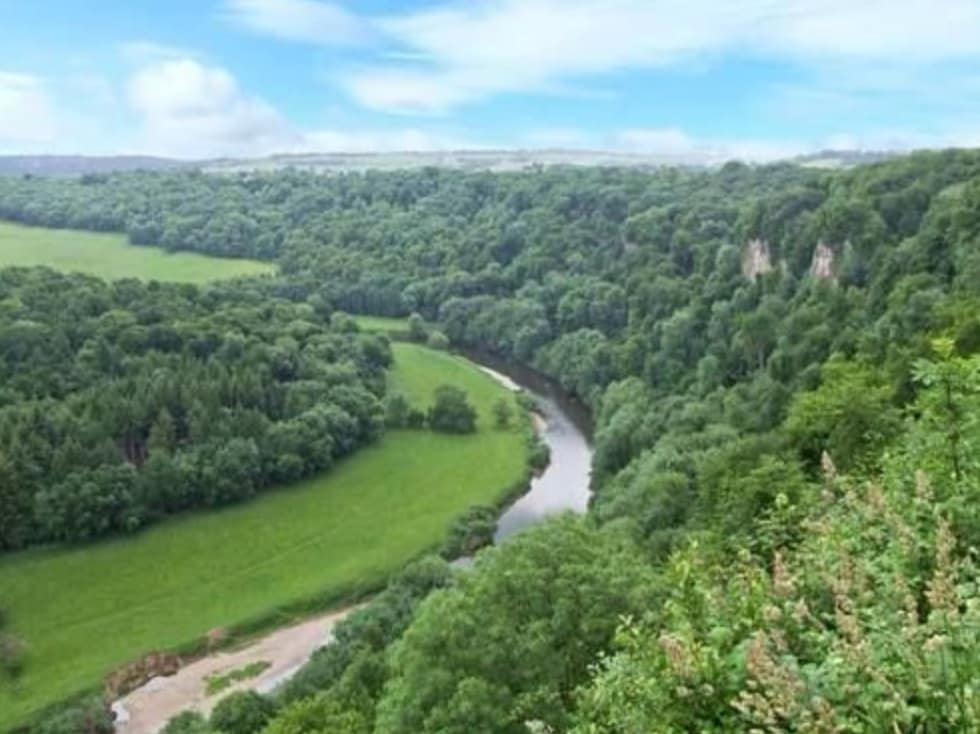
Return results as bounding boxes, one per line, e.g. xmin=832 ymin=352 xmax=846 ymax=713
xmin=577 ymin=349 xmax=980 ymax=732
xmin=376 ymin=518 xmax=657 ymax=734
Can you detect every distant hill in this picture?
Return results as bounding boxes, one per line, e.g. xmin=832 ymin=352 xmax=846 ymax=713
xmin=0 ymin=155 xmax=190 ymax=176
xmin=0 ymin=150 xmax=708 ymax=177
xmin=202 ymin=149 xmax=707 ymax=173
xmin=793 ymin=149 xmax=899 ymax=169
xmin=0 ymin=148 xmax=909 ymax=177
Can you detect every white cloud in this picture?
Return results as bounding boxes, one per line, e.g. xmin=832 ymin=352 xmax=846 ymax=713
xmin=215 ymin=0 xmax=980 ymax=127
xmin=347 ymin=0 xmax=729 ymax=113
xmin=122 ymin=57 xmax=485 ymax=157
xmin=0 ymin=72 xmax=57 ymax=146
xmin=338 ymin=0 xmax=980 ymax=114
xmin=759 ymin=0 xmax=980 ymax=60
xmin=120 ymin=40 xmax=202 ymax=63
xmin=127 ymin=59 xmax=298 ymax=157
xmin=224 ymin=0 xmax=368 ymax=45
xmin=343 ymin=68 xmax=486 ymax=115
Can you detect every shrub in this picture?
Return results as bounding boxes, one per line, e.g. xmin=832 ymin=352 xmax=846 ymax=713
xmin=408 ymin=313 xmax=427 ymax=342
xmin=209 ymin=691 xmax=276 ymax=734
xmin=384 ymin=393 xmax=412 ymax=428
xmin=406 ymin=408 xmax=426 ymax=429
xmin=526 ymin=430 xmax=550 ymax=472
xmin=262 ymin=693 xmax=369 ymax=734
xmin=442 ymin=506 xmax=498 ymax=557
xmin=427 ymin=385 xmax=477 ymax=434
xmin=492 ymin=397 xmax=513 ymax=428
xmin=162 ymin=711 xmax=213 ymax=734
xmin=33 ymin=696 xmax=113 ymax=734
xmin=426 ymin=330 xmax=449 ymax=350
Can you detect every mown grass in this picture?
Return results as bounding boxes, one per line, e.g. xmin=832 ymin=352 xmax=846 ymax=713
xmin=0 ymin=343 xmax=525 ymax=730
xmin=352 ymin=315 xmax=410 ymax=333
xmin=0 ymin=221 xmax=275 ymax=283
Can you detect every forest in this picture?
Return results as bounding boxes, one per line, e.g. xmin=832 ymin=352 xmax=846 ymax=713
xmin=0 ymin=269 xmax=393 ymax=548
xmin=3 ymin=147 xmax=980 ymax=732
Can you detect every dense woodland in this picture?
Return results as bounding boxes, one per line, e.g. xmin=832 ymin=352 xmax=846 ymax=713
xmin=0 ymin=270 xmax=390 ymax=548
xmin=4 ymin=149 xmax=980 ymax=731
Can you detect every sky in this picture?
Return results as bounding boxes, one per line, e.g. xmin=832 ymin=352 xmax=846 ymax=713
xmin=2 ymin=0 xmax=980 ymax=161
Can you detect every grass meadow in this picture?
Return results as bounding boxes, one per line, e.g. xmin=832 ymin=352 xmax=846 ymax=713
xmin=0 ymin=342 xmax=526 ymax=730
xmin=352 ymin=314 xmax=411 ymax=334
xmin=0 ymin=221 xmax=275 ymax=283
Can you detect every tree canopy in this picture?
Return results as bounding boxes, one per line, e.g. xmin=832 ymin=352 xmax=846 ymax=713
xmin=7 ymin=148 xmax=980 ymax=732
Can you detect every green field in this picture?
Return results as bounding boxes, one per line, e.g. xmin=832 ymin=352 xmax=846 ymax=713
xmin=0 ymin=221 xmax=275 ymax=282
xmin=0 ymin=343 xmax=526 ymax=730
xmin=353 ymin=315 xmax=411 ymax=333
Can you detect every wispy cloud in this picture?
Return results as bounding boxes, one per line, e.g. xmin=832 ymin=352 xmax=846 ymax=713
xmin=122 ymin=56 xmax=485 ymax=157
xmin=9 ymin=1 xmax=980 ymax=158
xmin=223 ymin=0 xmax=370 ymax=45
xmin=119 ymin=40 xmax=202 ymax=63
xmin=318 ymin=0 xmax=980 ymax=114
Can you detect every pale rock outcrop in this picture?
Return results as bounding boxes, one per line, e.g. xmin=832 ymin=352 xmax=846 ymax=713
xmin=742 ymin=239 xmax=773 ymax=279
xmin=809 ymin=242 xmax=836 ymax=280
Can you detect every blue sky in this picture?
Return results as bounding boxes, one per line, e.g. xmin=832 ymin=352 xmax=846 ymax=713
xmin=2 ymin=0 xmax=980 ymax=160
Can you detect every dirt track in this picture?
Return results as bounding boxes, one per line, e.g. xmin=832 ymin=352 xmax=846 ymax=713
xmin=113 ymin=607 xmax=355 ymax=734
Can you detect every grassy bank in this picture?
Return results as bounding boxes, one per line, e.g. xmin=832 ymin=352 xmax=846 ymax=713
xmin=0 ymin=343 xmax=526 ymax=730
xmin=0 ymin=221 xmax=274 ymax=282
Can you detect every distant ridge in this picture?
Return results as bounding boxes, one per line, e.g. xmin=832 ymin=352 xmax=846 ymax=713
xmin=0 ymin=150 xmax=701 ymax=176
xmin=0 ymin=148 xmax=907 ymax=176
xmin=202 ymin=149 xmax=714 ymax=173
xmin=0 ymin=155 xmax=190 ymax=176
xmin=792 ymin=149 xmax=898 ymax=169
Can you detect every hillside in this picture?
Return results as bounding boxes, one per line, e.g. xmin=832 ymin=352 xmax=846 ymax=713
xmin=2 ymin=150 xmax=980 ymax=732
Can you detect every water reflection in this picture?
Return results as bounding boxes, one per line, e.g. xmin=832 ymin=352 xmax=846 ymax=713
xmin=494 ymin=392 xmax=593 ymax=541
xmin=461 ymin=350 xmax=594 ymax=543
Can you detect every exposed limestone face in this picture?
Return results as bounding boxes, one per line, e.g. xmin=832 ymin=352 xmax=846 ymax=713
xmin=810 ymin=242 xmax=836 ymax=280
xmin=742 ymin=238 xmax=773 ymax=279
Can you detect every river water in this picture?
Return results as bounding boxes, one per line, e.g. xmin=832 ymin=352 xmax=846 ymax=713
xmin=112 ymin=350 xmax=595 ymax=730
xmin=463 ymin=350 xmax=594 ymax=542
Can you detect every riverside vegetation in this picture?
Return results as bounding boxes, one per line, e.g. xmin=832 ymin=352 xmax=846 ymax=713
xmin=0 ymin=275 xmax=528 ymax=729
xmin=2 ymin=149 xmax=980 ymax=731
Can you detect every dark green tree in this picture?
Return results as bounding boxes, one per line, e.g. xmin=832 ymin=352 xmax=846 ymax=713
xmin=427 ymin=385 xmax=477 ymax=434
xmin=491 ymin=397 xmax=513 ymax=428
xmin=209 ymin=691 xmax=276 ymax=734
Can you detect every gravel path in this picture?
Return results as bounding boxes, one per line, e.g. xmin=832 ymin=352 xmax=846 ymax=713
xmin=113 ymin=607 xmax=356 ymax=734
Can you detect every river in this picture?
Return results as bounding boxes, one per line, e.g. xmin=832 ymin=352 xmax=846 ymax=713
xmin=113 ymin=350 xmax=594 ymax=731
xmin=464 ymin=350 xmax=594 ymax=542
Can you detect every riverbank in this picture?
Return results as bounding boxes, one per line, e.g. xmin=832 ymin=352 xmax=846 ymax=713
xmin=469 ymin=355 xmax=594 ymax=541
xmin=108 ymin=348 xmax=594 ymax=732
xmin=0 ymin=343 xmax=528 ymax=732
xmin=113 ymin=606 xmax=359 ymax=734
